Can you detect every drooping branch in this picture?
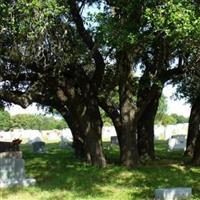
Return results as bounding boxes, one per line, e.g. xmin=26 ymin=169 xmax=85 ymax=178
xmin=98 ymin=97 xmax=120 ymax=124
xmin=0 ymin=81 xmax=44 ymax=108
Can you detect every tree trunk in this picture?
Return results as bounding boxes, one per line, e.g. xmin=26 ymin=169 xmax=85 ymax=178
xmin=118 ymin=52 xmax=139 ymax=168
xmin=64 ymin=113 xmax=86 ymax=159
xmin=185 ymin=98 xmax=200 ymax=157
xmin=67 ymin=95 xmax=106 ymax=167
xmin=98 ymin=98 xmax=123 ymax=161
xmin=192 ymin=130 xmax=200 ymax=165
xmin=82 ymin=99 xmax=107 ymax=167
xmin=55 ymin=106 xmax=86 ymax=160
xmin=137 ymin=87 xmax=163 ymax=160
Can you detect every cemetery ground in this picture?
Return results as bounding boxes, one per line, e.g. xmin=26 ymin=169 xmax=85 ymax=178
xmin=1 ymin=141 xmax=200 ymax=200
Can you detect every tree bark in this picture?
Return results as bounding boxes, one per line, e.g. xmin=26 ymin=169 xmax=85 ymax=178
xmin=98 ymin=98 xmax=123 ymax=161
xmin=50 ymin=101 xmax=87 ymax=160
xmin=81 ymin=98 xmax=106 ymax=167
xmin=192 ymin=130 xmax=200 ymax=165
xmin=55 ymin=86 xmax=106 ymax=167
xmin=67 ymin=95 xmax=106 ymax=167
xmin=185 ymin=98 xmax=200 ymax=157
xmin=137 ymin=86 xmax=163 ymax=160
xmin=118 ymin=52 xmax=139 ymax=168
xmin=62 ymin=110 xmax=86 ymax=159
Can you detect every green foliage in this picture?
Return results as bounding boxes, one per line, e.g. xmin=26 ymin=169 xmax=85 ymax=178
xmin=144 ymin=0 xmax=200 ymax=47
xmin=158 ymin=114 xmax=189 ymax=125
xmin=155 ymin=95 xmax=189 ymax=125
xmin=161 ymin=114 xmax=178 ymax=125
xmin=170 ymin=113 xmax=189 ymax=124
xmin=100 ymin=108 xmax=112 ymax=126
xmin=0 ymin=109 xmax=12 ymax=130
xmin=155 ymin=95 xmax=168 ymax=124
xmin=11 ymin=114 xmax=67 ymax=130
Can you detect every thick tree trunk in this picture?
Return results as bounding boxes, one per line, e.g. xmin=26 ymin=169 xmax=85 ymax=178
xmin=120 ymin=118 xmax=138 ymax=167
xmin=185 ymin=99 xmax=200 ymax=157
xmin=67 ymin=95 xmax=106 ymax=167
xmin=118 ymin=52 xmax=139 ymax=168
xmin=64 ymin=113 xmax=86 ymax=159
xmin=55 ymin=106 xmax=86 ymax=160
xmin=81 ymin=99 xmax=107 ymax=167
xmin=137 ymin=87 xmax=162 ymax=160
xmin=192 ymin=131 xmax=200 ymax=165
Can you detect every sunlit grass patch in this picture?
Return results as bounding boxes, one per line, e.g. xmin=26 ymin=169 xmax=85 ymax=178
xmin=1 ymin=141 xmax=200 ymax=199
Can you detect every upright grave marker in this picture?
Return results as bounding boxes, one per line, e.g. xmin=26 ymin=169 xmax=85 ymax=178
xmin=0 ymin=139 xmax=36 ymax=188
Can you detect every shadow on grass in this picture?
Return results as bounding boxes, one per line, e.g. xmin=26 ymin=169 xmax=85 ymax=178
xmin=1 ymin=141 xmax=200 ymax=199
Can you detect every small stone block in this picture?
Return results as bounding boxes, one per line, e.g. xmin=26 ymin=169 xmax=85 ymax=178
xmin=155 ymin=187 xmax=192 ymax=200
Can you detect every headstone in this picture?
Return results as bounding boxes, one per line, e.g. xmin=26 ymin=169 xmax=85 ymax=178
xmin=110 ymin=136 xmax=118 ymax=145
xmin=32 ymin=141 xmax=46 ymax=153
xmin=0 ymin=158 xmax=25 ymax=181
xmin=155 ymin=187 xmax=192 ymax=200
xmin=168 ymin=135 xmax=186 ymax=151
xmin=0 ymin=146 xmax=36 ymax=188
xmin=59 ymin=135 xmax=72 ymax=149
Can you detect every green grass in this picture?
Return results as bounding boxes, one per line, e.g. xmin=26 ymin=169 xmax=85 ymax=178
xmin=1 ymin=141 xmax=200 ymax=200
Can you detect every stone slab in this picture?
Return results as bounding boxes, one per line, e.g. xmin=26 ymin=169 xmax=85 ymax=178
xmin=0 ymin=178 xmax=36 ymax=188
xmin=155 ymin=187 xmax=192 ymax=200
xmin=110 ymin=136 xmax=118 ymax=145
xmin=0 ymin=158 xmax=25 ymax=180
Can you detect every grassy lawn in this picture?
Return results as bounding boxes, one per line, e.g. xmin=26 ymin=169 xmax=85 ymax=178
xmin=1 ymin=141 xmax=200 ymax=200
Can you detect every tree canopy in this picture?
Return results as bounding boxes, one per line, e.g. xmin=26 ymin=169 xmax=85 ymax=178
xmin=1 ymin=0 xmax=200 ymax=166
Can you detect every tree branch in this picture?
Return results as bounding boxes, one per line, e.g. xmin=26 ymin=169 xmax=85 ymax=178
xmin=0 ymin=81 xmax=44 ymax=108
xmin=68 ymin=0 xmax=105 ymax=90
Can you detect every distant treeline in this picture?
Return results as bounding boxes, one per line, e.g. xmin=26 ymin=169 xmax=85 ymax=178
xmin=0 ymin=110 xmax=67 ymax=131
xmin=100 ymin=108 xmax=189 ymax=126
xmin=0 ymin=109 xmax=188 ymax=131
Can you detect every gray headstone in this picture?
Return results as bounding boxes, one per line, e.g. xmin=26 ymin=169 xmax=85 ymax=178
xmin=59 ymin=135 xmax=73 ymax=149
xmin=0 ymin=158 xmax=36 ymax=188
xmin=0 ymin=158 xmax=25 ymax=181
xmin=110 ymin=136 xmax=118 ymax=145
xmin=155 ymin=187 xmax=192 ymax=200
xmin=32 ymin=141 xmax=45 ymax=153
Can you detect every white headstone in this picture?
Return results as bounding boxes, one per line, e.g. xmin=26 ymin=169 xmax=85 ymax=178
xmin=168 ymin=135 xmax=186 ymax=151
xmin=0 ymin=158 xmax=36 ymax=188
xmin=155 ymin=187 xmax=192 ymax=200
